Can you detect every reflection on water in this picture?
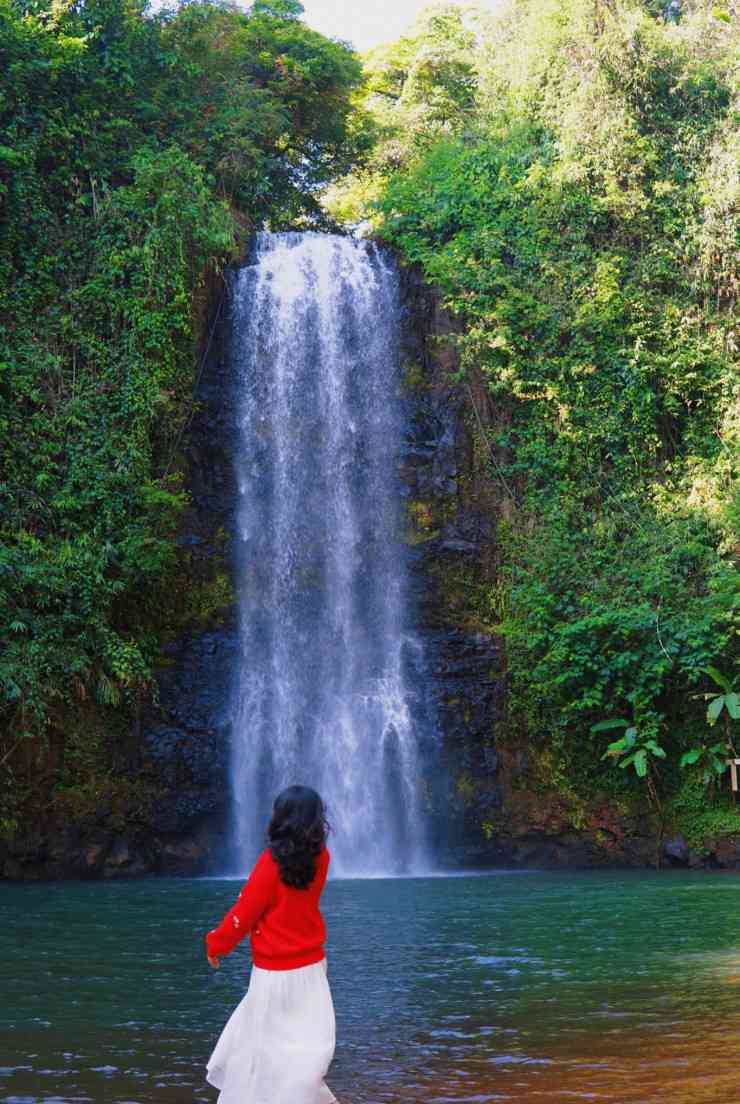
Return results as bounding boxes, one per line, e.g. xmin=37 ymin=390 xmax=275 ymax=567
xmin=2 ymin=871 xmax=740 ymax=1102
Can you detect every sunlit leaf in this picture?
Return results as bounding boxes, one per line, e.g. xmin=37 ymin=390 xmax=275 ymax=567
xmin=708 ymin=696 xmax=725 ymax=724
xmin=704 ymin=666 xmax=732 ymax=693
xmin=725 ymin=693 xmax=740 ymax=720
xmin=591 ymin=719 xmax=629 ymax=733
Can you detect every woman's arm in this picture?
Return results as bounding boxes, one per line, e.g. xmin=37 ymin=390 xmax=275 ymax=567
xmin=205 ymin=850 xmax=276 ymax=962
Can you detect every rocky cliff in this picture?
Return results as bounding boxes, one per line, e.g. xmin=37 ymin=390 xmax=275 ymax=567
xmin=133 ymin=278 xmax=238 ymax=876
xmin=398 ymin=265 xmax=740 ymax=872
xmin=3 ymin=258 xmax=738 ymax=879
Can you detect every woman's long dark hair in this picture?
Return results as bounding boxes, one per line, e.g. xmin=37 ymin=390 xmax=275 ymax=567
xmin=267 ymin=785 xmax=328 ymax=889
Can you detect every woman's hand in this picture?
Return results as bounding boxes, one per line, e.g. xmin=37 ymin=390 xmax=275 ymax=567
xmin=207 ymin=953 xmax=220 ymax=969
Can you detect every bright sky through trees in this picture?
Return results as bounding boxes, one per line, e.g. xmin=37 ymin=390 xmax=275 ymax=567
xmin=300 ymin=0 xmax=501 ymax=51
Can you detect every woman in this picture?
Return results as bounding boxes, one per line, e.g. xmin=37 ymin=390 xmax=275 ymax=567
xmin=205 ymin=785 xmax=337 ymax=1104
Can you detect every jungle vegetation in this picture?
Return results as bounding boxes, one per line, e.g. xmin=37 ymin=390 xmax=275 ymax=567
xmin=0 ymin=0 xmax=364 ymax=832
xmin=331 ymin=0 xmax=739 ymax=835
xmin=1 ymin=0 xmax=738 ymax=847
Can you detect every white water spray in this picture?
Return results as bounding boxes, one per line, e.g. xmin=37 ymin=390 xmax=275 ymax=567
xmin=229 ymin=232 xmax=431 ymax=877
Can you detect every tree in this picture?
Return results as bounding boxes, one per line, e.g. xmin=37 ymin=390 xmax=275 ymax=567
xmin=251 ymin=0 xmax=304 ymax=17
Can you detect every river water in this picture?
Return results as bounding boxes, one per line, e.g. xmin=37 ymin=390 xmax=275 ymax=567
xmin=3 ymin=870 xmax=740 ymax=1103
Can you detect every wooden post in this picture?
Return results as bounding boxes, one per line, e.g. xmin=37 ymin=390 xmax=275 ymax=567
xmin=727 ymin=759 xmax=740 ymax=801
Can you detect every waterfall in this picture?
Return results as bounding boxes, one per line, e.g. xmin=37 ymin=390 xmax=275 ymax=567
xmin=229 ymin=232 xmax=431 ymax=877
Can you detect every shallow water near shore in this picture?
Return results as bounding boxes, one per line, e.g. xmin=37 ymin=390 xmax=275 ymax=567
xmin=2 ymin=870 xmax=740 ymax=1103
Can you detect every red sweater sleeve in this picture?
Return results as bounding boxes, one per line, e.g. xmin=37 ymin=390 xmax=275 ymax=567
xmin=205 ymin=850 xmax=277 ymax=958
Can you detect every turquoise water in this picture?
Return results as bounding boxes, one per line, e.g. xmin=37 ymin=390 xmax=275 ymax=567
xmin=2 ymin=871 xmax=740 ymax=1103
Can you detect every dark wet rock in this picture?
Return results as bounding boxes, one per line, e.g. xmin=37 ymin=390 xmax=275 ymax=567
xmin=129 ymin=288 xmax=239 ymax=871
xmin=438 ymin=538 xmax=477 ymax=554
xmin=85 ymin=843 xmax=107 ymax=871
xmin=709 ymin=836 xmax=740 ymax=870
xmin=105 ymin=837 xmax=131 ymax=868
xmin=136 ymin=623 xmax=236 ymax=860
xmin=483 ymin=745 xmax=499 ymax=773
xmin=664 ymin=834 xmax=689 ymax=864
xmin=399 ymin=267 xmax=504 ymax=860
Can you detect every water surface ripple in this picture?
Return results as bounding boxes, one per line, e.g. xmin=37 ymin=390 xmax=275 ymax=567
xmin=2 ymin=871 xmax=740 ymax=1103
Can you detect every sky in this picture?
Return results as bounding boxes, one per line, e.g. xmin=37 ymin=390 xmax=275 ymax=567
xmin=299 ymin=0 xmax=499 ymax=52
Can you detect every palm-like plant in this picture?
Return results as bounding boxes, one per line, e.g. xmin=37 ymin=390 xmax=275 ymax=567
xmin=685 ymin=667 xmax=740 ymax=798
xmin=701 ymin=667 xmax=739 ymax=754
xmin=679 ymin=741 xmax=728 ymax=788
xmin=594 ymin=718 xmax=666 ymax=811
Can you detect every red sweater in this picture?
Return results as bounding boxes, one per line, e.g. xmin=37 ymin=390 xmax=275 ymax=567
xmin=206 ymin=847 xmax=329 ymax=970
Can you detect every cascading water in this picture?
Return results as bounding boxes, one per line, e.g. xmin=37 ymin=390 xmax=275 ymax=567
xmin=229 ymin=232 xmax=432 ymax=877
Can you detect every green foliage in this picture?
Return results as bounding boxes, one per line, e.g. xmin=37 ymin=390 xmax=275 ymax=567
xmin=597 ymin=720 xmax=666 ymax=779
xmin=679 ymin=740 xmax=726 ymax=786
xmin=154 ymin=0 xmax=366 ymax=222
xmin=701 ymin=665 xmax=740 ymax=726
xmin=668 ymin=774 xmax=740 ymax=852
xmin=371 ymin=0 xmax=739 ymax=820
xmin=1 ymin=140 xmax=231 ymax=739
xmin=0 ymin=0 xmax=364 ymax=815
xmin=324 ymin=2 xmax=487 ymax=223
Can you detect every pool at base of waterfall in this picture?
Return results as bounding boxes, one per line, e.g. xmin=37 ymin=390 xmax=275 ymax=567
xmin=2 ymin=870 xmax=740 ymax=1104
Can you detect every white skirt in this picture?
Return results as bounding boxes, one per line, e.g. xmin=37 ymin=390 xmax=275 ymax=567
xmin=206 ymin=958 xmax=338 ymax=1104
